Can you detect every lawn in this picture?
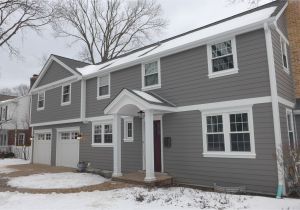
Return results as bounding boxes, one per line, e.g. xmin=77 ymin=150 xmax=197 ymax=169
xmin=0 ymin=159 xmax=299 ymax=210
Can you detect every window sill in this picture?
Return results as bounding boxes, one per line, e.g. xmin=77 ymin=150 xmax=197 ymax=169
xmin=283 ymin=67 xmax=290 ymax=74
xmin=97 ymin=95 xmax=110 ymax=100
xmin=61 ymin=102 xmax=71 ymax=106
xmin=37 ymin=107 xmax=45 ymax=111
xmin=91 ymin=143 xmax=113 ymax=147
xmin=208 ymin=69 xmax=238 ymax=79
xmin=203 ymin=152 xmax=256 ymax=159
xmin=142 ymin=84 xmax=161 ymax=91
xmin=124 ymin=138 xmax=134 ymax=143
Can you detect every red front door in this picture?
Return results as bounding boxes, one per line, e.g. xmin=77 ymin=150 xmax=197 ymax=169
xmin=153 ymin=120 xmax=161 ymax=172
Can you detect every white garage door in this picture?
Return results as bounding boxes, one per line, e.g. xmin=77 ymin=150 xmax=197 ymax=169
xmin=33 ymin=131 xmax=52 ymax=165
xmin=56 ymin=128 xmax=80 ymax=168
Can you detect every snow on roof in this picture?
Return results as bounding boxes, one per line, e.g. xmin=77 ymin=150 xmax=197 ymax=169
xmin=133 ymin=90 xmax=162 ymax=103
xmin=76 ymin=6 xmax=276 ymax=77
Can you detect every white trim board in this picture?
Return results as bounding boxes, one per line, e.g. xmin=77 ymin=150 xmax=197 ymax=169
xmin=31 ymin=118 xmax=82 ymax=127
xmin=278 ymin=97 xmax=295 ymax=108
xmin=56 ymin=127 xmax=80 ymax=132
xmin=34 ymin=129 xmax=52 ymax=134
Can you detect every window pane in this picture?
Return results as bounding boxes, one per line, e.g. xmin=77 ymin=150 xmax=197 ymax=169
xmin=230 ymin=113 xmax=248 ymax=132
xmin=206 ymin=115 xmax=223 ymax=133
xmin=99 ymin=85 xmax=109 ymax=96
xmin=104 ymin=134 xmax=113 ymax=143
xmin=230 ymin=133 xmax=250 ymax=152
xmin=127 ymin=122 xmax=133 ymax=138
xmin=212 ymin=55 xmax=234 ymax=72
xmin=145 ymin=74 xmax=158 ymax=86
xmin=46 ymin=134 xmax=51 ymax=140
xmin=94 ymin=125 xmax=101 ymax=135
xmin=207 ymin=134 xmax=225 ymax=151
xmin=63 ymin=85 xmax=70 ymax=94
xmin=38 ymin=100 xmax=44 ymax=108
xmin=104 ymin=124 xmax=112 ymax=133
xmin=289 ymin=132 xmax=294 ymax=149
xmin=94 ymin=134 xmax=102 ymax=143
xmin=99 ymin=75 xmax=109 ymax=86
xmin=61 ymin=132 xmax=70 ymax=140
xmin=63 ymin=94 xmax=70 ymax=103
xmin=145 ymin=62 xmax=158 ymax=75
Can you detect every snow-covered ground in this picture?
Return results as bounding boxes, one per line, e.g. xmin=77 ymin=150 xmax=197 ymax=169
xmin=0 ymin=158 xmax=30 ymax=174
xmin=0 ymin=187 xmax=299 ymax=210
xmin=7 ymin=172 xmax=108 ymax=189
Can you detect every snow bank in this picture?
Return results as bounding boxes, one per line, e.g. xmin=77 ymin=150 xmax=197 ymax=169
xmin=7 ymin=172 xmax=108 ymax=189
xmin=0 ymin=158 xmax=30 ymax=174
xmin=0 ymin=187 xmax=299 ymax=210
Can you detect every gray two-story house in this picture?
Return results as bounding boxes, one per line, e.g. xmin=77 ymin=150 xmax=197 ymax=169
xmin=29 ymin=1 xmax=297 ymax=196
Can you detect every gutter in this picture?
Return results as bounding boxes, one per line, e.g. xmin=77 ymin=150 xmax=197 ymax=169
xmin=264 ymin=20 xmax=285 ymax=198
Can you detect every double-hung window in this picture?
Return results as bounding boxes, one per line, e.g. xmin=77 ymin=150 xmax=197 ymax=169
xmin=142 ymin=60 xmax=161 ymax=91
xmin=207 ymin=38 xmax=238 ymax=78
xmin=280 ymin=37 xmax=289 ymax=73
xmin=61 ymin=84 xmax=71 ymax=105
xmin=0 ymin=134 xmax=7 ymax=146
xmin=286 ymin=109 xmax=296 ymax=150
xmin=97 ymin=74 xmax=110 ymax=100
xmin=0 ymin=106 xmax=7 ymax=121
xmin=92 ymin=121 xmax=113 ymax=146
xmin=18 ymin=133 xmax=25 ymax=146
xmin=123 ymin=117 xmax=134 ymax=142
xmin=37 ymin=92 xmax=45 ymax=110
xmin=202 ymin=107 xmax=255 ymax=158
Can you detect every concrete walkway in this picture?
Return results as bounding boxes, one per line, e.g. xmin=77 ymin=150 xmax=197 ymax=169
xmin=0 ymin=164 xmax=132 ymax=194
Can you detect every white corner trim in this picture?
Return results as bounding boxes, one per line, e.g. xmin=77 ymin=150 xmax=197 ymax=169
xmin=207 ymin=37 xmax=239 ymax=79
xmin=278 ymin=97 xmax=295 ymax=108
xmin=85 ymin=115 xmax=113 ymax=122
xmin=141 ymin=59 xmax=162 ymax=91
xmin=30 ymin=118 xmax=82 ymax=127
xmin=34 ymin=129 xmax=52 ymax=134
xmin=80 ymin=80 xmax=86 ymax=120
xmin=56 ymin=126 xmax=80 ymax=132
xmin=264 ymin=22 xmax=286 ymax=194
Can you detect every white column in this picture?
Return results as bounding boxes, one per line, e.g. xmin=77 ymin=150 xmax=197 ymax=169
xmin=144 ymin=109 xmax=156 ymax=182
xmin=112 ymin=114 xmax=122 ymax=177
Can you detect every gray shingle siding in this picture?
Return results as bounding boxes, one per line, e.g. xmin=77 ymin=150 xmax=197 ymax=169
xmin=272 ymin=28 xmax=295 ymax=102
xmin=31 ymin=81 xmax=81 ymax=124
xmin=85 ymin=29 xmax=271 ymax=117
xmin=163 ymin=103 xmax=277 ymax=194
xmin=277 ymin=12 xmax=288 ymax=39
xmin=37 ymin=61 xmax=74 ymax=87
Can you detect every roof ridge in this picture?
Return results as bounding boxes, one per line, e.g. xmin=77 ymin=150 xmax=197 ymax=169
xmin=51 ymin=54 xmax=91 ymax=65
xmin=94 ymin=0 xmax=283 ymax=65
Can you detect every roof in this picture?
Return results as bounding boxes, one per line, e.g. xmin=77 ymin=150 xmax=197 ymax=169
xmin=42 ymin=1 xmax=286 ymax=78
xmin=0 ymin=94 xmax=16 ymax=102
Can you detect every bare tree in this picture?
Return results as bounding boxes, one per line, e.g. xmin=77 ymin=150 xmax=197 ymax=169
xmin=52 ymin=0 xmax=167 ymax=64
xmin=0 ymin=0 xmax=54 ymax=55
xmin=0 ymin=84 xmax=29 ymax=96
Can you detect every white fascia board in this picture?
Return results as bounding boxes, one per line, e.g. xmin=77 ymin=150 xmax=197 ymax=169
xmin=278 ymin=96 xmax=295 ymax=108
xmin=83 ymin=20 xmax=268 ymax=80
xmin=30 ymin=118 xmax=82 ymax=127
xmin=30 ymin=55 xmax=82 ymax=93
xmin=56 ymin=126 xmax=80 ymax=132
xmin=34 ymin=129 xmax=52 ymax=134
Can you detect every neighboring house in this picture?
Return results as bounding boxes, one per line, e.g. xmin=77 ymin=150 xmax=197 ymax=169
xmin=0 ymin=95 xmax=31 ymax=157
xmin=29 ymin=0 xmax=298 ymax=196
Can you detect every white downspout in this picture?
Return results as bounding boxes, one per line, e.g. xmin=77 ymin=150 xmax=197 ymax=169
xmin=264 ymin=22 xmax=286 ymax=198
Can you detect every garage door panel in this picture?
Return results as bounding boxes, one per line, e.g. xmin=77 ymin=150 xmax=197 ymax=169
xmin=33 ymin=132 xmax=52 ymax=165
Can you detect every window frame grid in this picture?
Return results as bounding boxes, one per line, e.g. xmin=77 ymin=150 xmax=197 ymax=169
xmin=280 ymin=36 xmax=289 ymax=74
xmin=37 ymin=91 xmax=45 ymax=111
xmin=123 ymin=117 xmax=134 ymax=142
xmin=97 ymin=74 xmax=111 ymax=100
xmin=207 ymin=37 xmax=239 ymax=79
xmin=286 ymin=109 xmax=296 ymax=150
xmin=141 ymin=59 xmax=161 ymax=91
xmin=61 ymin=84 xmax=71 ymax=106
xmin=92 ymin=121 xmax=113 ymax=147
xmin=206 ymin=115 xmax=225 ymax=152
xmin=202 ymin=106 xmax=256 ymax=159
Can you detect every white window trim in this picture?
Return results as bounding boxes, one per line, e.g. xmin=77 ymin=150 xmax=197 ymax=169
xmin=123 ymin=116 xmax=134 ymax=142
xmin=141 ymin=59 xmax=161 ymax=91
xmin=97 ymin=74 xmax=111 ymax=100
xmin=207 ymin=37 xmax=239 ymax=79
xmin=34 ymin=129 xmax=52 ymax=141
xmin=61 ymin=84 xmax=71 ymax=106
xmin=37 ymin=91 xmax=45 ymax=111
xmin=92 ymin=120 xmax=113 ymax=147
xmin=280 ymin=36 xmax=289 ymax=74
xmin=286 ymin=109 xmax=296 ymax=149
xmin=201 ymin=106 xmax=256 ymax=159
xmin=18 ymin=133 xmax=25 ymax=145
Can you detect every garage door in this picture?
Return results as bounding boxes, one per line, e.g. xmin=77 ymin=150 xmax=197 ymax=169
xmin=56 ymin=128 xmax=80 ymax=168
xmin=33 ymin=131 xmax=52 ymax=165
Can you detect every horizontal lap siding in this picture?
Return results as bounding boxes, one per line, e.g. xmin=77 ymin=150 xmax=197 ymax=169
xmin=37 ymin=61 xmax=73 ymax=87
xmin=272 ymin=28 xmax=295 ymax=102
xmin=31 ymin=81 xmax=81 ymax=124
xmin=163 ymin=103 xmax=277 ymax=194
xmin=80 ymin=122 xmax=113 ymax=170
xmin=121 ymin=117 xmax=143 ymax=172
xmin=85 ymin=29 xmax=271 ymax=117
xmin=277 ymin=13 xmax=289 ymax=39
xmin=153 ymin=29 xmax=270 ymax=106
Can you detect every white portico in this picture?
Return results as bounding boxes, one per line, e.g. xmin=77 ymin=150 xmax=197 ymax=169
xmin=104 ymin=89 xmax=175 ymax=182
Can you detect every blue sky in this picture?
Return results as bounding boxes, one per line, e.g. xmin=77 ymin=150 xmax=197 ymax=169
xmin=0 ymin=0 xmax=273 ymax=88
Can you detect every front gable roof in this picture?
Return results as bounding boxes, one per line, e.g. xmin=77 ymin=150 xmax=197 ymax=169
xmin=31 ymin=55 xmax=89 ymax=91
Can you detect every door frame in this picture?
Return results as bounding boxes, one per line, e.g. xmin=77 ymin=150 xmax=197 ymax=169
xmin=142 ymin=114 xmax=164 ymax=173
